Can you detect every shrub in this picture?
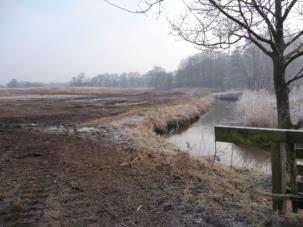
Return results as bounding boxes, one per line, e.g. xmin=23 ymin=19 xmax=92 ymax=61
xmin=235 ymin=90 xmax=277 ymax=128
xmin=234 ymin=87 xmax=303 ymax=128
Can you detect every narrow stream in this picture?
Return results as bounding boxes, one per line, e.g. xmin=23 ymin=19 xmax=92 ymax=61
xmin=167 ymin=100 xmax=271 ymax=173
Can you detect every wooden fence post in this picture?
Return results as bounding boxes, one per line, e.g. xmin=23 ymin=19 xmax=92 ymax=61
xmin=271 ymin=143 xmax=287 ymax=213
xmin=288 ymin=143 xmax=298 ymax=213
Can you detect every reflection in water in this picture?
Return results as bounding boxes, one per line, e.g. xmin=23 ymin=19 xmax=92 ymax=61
xmin=167 ymin=100 xmax=271 ymax=173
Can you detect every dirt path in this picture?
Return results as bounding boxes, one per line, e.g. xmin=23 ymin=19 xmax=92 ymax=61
xmin=0 ymin=88 xmax=273 ymax=226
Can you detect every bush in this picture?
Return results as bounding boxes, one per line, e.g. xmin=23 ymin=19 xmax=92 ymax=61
xmin=235 ymin=90 xmax=277 ymax=128
xmin=234 ymin=87 xmax=303 ymax=128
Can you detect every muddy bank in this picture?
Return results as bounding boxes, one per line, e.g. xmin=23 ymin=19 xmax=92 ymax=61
xmin=152 ymin=100 xmax=213 ymax=135
xmin=154 ymin=115 xmax=200 ymax=134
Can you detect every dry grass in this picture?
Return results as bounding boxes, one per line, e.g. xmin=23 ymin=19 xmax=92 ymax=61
xmin=272 ymin=213 xmax=303 ymax=226
xmin=103 ymin=97 xmax=214 ymax=153
xmin=147 ymin=98 xmax=213 ymax=133
xmin=145 ymin=150 xmax=272 ymax=225
xmin=0 ymin=87 xmax=116 ymax=95
xmin=34 ymin=87 xmax=116 ymax=95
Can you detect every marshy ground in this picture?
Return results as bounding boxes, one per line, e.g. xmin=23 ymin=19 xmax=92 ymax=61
xmin=0 ymin=87 xmax=296 ymax=226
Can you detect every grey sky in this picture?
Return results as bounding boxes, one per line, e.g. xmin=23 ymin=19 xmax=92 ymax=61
xmin=0 ymin=0 xmax=197 ymax=84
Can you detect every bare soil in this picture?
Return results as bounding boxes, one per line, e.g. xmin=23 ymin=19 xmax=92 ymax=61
xmin=0 ymin=88 xmax=276 ymax=226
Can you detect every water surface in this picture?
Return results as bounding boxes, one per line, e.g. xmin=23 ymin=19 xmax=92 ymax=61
xmin=168 ymin=100 xmax=271 ymax=173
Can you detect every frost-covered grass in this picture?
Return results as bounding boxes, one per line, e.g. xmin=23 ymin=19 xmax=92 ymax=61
xmin=235 ymin=90 xmax=277 ymax=127
xmin=290 ymin=86 xmax=303 ymax=123
xmin=212 ymin=90 xmax=243 ymax=101
xmin=234 ymin=87 xmax=303 ymax=128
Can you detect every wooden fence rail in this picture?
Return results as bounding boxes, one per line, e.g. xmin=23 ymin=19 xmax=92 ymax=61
xmin=214 ymin=125 xmax=303 ymax=214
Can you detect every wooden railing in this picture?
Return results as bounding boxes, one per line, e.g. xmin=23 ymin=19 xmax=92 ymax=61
xmin=214 ymin=125 xmax=303 ymax=213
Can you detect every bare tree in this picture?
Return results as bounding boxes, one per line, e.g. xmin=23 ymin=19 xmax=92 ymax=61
xmin=145 ymin=66 xmax=173 ymax=89
xmin=106 ymin=0 xmax=303 ymax=129
xmin=242 ymin=43 xmax=273 ymax=89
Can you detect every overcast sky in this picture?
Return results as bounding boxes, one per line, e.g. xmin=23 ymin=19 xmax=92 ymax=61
xmin=0 ymin=0 xmax=197 ymax=84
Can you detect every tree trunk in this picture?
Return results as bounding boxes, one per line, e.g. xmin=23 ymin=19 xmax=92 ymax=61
xmin=272 ymin=57 xmax=292 ymax=129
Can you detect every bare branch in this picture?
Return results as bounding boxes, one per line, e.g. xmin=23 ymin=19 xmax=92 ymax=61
xmin=251 ymin=0 xmax=275 ymax=34
xmin=285 ymin=30 xmax=303 ymax=47
xmin=286 ymin=73 xmax=303 ymax=85
xmin=206 ymin=0 xmax=273 ymax=45
xmin=103 ymin=0 xmax=164 ymax=14
xmin=244 ymin=34 xmax=273 ymax=56
xmin=282 ymin=0 xmax=298 ymax=21
xmin=286 ymin=67 xmax=303 ymax=85
xmin=286 ymin=48 xmax=303 ymax=66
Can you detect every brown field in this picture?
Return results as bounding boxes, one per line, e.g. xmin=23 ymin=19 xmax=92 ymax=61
xmin=1 ymin=87 xmax=298 ymax=226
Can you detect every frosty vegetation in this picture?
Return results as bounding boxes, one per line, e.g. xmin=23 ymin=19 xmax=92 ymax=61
xmin=235 ymin=87 xmax=303 ymax=128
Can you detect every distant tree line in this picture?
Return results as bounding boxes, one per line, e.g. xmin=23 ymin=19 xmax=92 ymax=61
xmin=175 ymin=45 xmax=273 ymax=90
xmin=4 ymin=43 xmax=301 ymax=90
xmin=3 ymin=79 xmax=68 ymax=88
xmin=5 ymin=79 xmax=46 ymax=88
xmin=70 ymin=67 xmax=175 ymax=89
xmin=70 ymin=44 xmax=302 ymax=90
xmin=176 ymin=44 xmax=302 ymax=90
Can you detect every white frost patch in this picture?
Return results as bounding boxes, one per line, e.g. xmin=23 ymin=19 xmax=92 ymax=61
xmin=48 ymin=125 xmax=111 ymax=135
xmin=48 ymin=126 xmax=67 ymax=133
xmin=77 ymin=127 xmax=107 ymax=134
